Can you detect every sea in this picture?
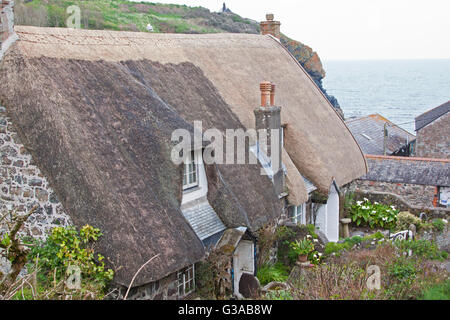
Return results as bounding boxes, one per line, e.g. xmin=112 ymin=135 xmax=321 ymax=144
xmin=322 ymin=59 xmax=450 ymax=134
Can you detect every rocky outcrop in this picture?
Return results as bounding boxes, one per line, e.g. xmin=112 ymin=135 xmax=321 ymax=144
xmin=280 ymin=35 xmax=342 ymax=116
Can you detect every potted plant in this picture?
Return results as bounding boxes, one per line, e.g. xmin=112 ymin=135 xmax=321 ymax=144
xmin=290 ymin=238 xmax=314 ymax=262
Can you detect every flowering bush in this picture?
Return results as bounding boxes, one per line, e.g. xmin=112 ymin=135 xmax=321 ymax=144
xmin=350 ymin=198 xmax=399 ymax=229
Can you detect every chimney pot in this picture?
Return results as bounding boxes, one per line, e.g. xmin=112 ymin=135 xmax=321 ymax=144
xmin=260 ymin=13 xmax=281 ymax=40
xmin=260 ymin=81 xmax=272 ymax=107
xmin=270 ymin=83 xmax=276 ymax=106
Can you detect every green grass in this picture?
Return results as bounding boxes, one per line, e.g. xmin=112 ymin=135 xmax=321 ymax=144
xmin=420 ymin=280 xmax=450 ymax=300
xmin=257 ymin=262 xmax=289 ymax=286
xmin=15 ymin=0 xmax=255 ymax=34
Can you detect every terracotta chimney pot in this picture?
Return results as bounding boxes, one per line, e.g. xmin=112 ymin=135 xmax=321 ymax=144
xmin=270 ymin=83 xmax=276 ymax=106
xmin=260 ymin=81 xmax=272 ymax=107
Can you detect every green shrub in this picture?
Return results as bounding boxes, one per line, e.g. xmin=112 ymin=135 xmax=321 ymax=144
xmin=324 ymin=235 xmax=368 ymax=256
xmin=257 ymin=262 xmax=289 ymax=286
xmin=431 ymin=219 xmax=445 ymax=232
xmin=388 ymin=258 xmax=417 ymax=282
xmin=396 ymin=211 xmax=422 ymax=231
xmin=275 ymin=225 xmax=296 ymax=241
xmin=305 ymin=224 xmax=318 ymax=239
xmin=350 ymin=198 xmax=398 ymax=229
xmin=28 ymin=225 xmax=114 ymax=289
xmin=264 ymin=289 xmax=293 ymax=300
xmin=394 ymin=239 xmax=448 ymax=261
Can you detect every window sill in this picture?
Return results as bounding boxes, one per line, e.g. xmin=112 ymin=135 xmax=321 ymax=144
xmin=182 ymin=185 xmax=201 ymax=194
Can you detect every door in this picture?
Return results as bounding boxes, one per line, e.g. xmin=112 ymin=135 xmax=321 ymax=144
xmin=233 ymin=240 xmax=255 ymax=296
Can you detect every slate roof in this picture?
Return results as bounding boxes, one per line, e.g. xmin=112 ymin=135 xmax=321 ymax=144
xmin=182 ymin=200 xmax=226 ymax=241
xmin=415 ymin=101 xmax=450 ymax=131
xmin=346 ymin=114 xmax=415 ymax=155
xmin=360 ymin=155 xmax=450 ymax=186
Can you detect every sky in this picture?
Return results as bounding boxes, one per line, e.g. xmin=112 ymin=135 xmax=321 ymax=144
xmin=133 ymin=0 xmax=450 ymax=61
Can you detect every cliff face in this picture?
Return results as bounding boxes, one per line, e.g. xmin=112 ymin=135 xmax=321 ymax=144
xmin=14 ymin=0 xmax=341 ymax=113
xmin=280 ymin=35 xmax=342 ymax=115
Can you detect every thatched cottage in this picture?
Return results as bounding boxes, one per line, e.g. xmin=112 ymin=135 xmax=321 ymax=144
xmin=0 ymin=2 xmax=367 ymax=299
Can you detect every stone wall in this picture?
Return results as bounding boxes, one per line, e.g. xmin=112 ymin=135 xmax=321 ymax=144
xmin=353 ymin=179 xmax=437 ymax=208
xmin=116 ymin=271 xmax=180 ymax=300
xmin=415 ymin=112 xmax=450 ymax=159
xmin=0 ymin=105 xmax=73 ymax=240
xmin=0 ymin=0 xmax=18 ymax=60
xmin=348 ymin=181 xmax=449 ymax=219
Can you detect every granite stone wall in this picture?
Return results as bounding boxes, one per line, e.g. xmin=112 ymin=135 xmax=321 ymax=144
xmin=0 ymin=105 xmax=73 ymax=240
xmin=347 ymin=180 xmax=449 ymax=219
xmin=116 ymin=271 xmax=180 ymax=300
xmin=415 ymin=112 xmax=450 ymax=159
xmin=353 ymin=179 xmax=436 ymax=208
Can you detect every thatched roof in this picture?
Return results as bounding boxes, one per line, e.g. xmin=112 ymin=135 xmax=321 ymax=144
xmin=0 ymin=26 xmax=366 ymax=285
xmin=10 ymin=26 xmax=367 ymax=200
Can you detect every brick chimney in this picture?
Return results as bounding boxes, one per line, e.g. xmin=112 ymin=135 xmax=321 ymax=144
xmin=0 ymin=0 xmax=17 ymax=60
xmin=260 ymin=13 xmax=281 ymax=40
xmin=254 ymin=81 xmax=285 ymax=196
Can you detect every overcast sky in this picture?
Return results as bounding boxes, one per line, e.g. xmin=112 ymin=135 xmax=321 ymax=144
xmin=136 ymin=0 xmax=450 ymax=60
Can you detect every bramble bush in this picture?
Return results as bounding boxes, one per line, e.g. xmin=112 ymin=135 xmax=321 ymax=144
xmin=350 ymin=198 xmax=399 ymax=229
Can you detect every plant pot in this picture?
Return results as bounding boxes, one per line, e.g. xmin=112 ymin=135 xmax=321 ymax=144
xmin=298 ymin=254 xmax=308 ymax=263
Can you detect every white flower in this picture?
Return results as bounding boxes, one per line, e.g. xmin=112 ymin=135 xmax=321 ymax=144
xmin=318 ymin=253 xmax=322 ymax=256
xmin=374 ymin=201 xmax=379 ymax=205
xmin=356 ymin=201 xmax=362 ymax=206
xmin=306 ymin=235 xmax=312 ymax=239
xmin=372 ymin=210 xmax=376 ymax=213
xmin=313 ymin=239 xmax=318 ymax=243
xmin=364 ymin=197 xmax=369 ymax=202
xmin=390 ymin=205 xmax=396 ymax=210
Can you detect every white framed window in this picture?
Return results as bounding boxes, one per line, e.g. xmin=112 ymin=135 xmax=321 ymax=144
xmin=177 ymin=264 xmax=195 ymax=297
xmin=183 ymin=150 xmax=198 ymax=190
xmin=288 ymin=204 xmax=306 ymax=225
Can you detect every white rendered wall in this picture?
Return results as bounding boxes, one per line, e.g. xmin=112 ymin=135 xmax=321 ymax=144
xmin=313 ymin=183 xmax=340 ymax=242
xmin=181 ymin=149 xmax=208 ymax=205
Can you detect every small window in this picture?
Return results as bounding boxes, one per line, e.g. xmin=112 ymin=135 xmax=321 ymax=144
xmin=183 ymin=150 xmax=198 ymax=190
xmin=177 ymin=264 xmax=195 ymax=297
xmin=288 ymin=204 xmax=305 ymax=224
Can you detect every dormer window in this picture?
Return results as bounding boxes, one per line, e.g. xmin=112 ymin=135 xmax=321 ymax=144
xmin=183 ymin=150 xmax=198 ymax=190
